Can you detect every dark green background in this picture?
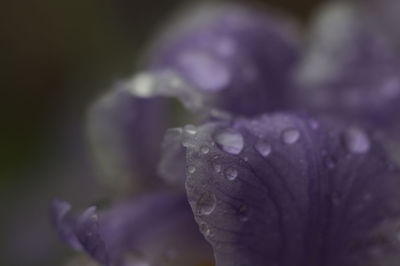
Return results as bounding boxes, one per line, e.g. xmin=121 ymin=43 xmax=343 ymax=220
xmin=1 ymin=0 xmax=324 ymax=265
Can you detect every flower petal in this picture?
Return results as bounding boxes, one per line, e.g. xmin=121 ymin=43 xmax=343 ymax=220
xmin=87 ymin=89 xmax=167 ymax=191
xmin=144 ymin=3 xmax=299 ymax=116
xmin=295 ymin=1 xmax=400 ymax=128
xmin=183 ymin=113 xmax=400 ymax=266
xmin=52 ymin=191 xmax=213 ymax=266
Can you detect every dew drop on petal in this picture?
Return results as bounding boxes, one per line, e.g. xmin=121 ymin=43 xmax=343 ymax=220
xmin=224 ymin=167 xmax=238 ymax=181
xmin=196 ymin=192 xmax=216 ymax=216
xmin=199 ymin=222 xmax=211 ymax=237
xmin=281 ymin=128 xmax=300 ymax=144
xmin=213 ymin=164 xmax=222 ymax=173
xmin=215 ymin=129 xmax=244 ymax=154
xmin=184 ymin=124 xmax=197 ymax=135
xmin=200 ymin=146 xmax=210 ymax=154
xmin=255 ymin=140 xmax=272 ymax=157
xmin=343 ymin=127 xmax=370 ymax=154
xmin=188 ymin=165 xmax=196 ymax=174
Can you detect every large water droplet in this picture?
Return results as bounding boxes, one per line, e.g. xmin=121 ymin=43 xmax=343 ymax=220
xmin=281 ymin=128 xmax=300 ymax=144
xmin=343 ymin=127 xmax=370 ymax=154
xmin=215 ymin=129 xmax=244 ymax=154
xmin=224 ymin=167 xmax=238 ymax=181
xmin=196 ymin=192 xmax=216 ymax=216
xmin=255 ymin=140 xmax=272 ymax=157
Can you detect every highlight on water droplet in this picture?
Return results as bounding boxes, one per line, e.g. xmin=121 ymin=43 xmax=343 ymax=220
xmin=200 ymin=145 xmax=210 ymax=154
xmin=254 ymin=140 xmax=272 ymax=157
xmin=281 ymin=128 xmax=300 ymax=144
xmin=224 ymin=167 xmax=238 ymax=181
xmin=188 ymin=165 xmax=196 ymax=174
xmin=199 ymin=222 xmax=211 ymax=237
xmin=184 ymin=124 xmax=197 ymax=135
xmin=214 ymin=128 xmax=244 ymax=154
xmin=196 ymin=192 xmax=217 ymax=216
xmin=213 ymin=164 xmax=222 ymax=173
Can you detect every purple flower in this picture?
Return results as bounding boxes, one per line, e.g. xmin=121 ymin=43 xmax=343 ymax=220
xmin=51 ymin=2 xmax=400 ymax=266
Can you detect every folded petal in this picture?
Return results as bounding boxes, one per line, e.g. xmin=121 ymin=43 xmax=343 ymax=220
xmin=51 ymin=191 xmax=213 ymax=266
xmin=134 ymin=3 xmax=299 ymax=116
xmin=87 ymin=89 xmax=167 ymax=191
xmin=181 ymin=113 xmax=400 ymax=266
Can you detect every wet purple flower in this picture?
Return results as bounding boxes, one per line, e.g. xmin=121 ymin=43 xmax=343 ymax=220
xmin=179 ymin=113 xmax=400 ymax=266
xmin=51 ymin=2 xmax=400 ymax=266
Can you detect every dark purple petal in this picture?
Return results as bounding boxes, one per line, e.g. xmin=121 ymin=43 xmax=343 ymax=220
xmin=52 ymin=192 xmax=213 ymax=266
xmin=143 ymin=3 xmax=299 ymax=116
xmin=87 ymin=88 xmax=167 ymax=191
xmin=181 ymin=113 xmax=400 ymax=266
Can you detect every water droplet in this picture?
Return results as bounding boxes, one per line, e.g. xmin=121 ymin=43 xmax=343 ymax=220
xmin=184 ymin=124 xmax=197 ymax=135
xmin=199 ymin=222 xmax=211 ymax=237
xmin=200 ymin=146 xmax=210 ymax=154
xmin=224 ymin=167 xmax=238 ymax=181
xmin=188 ymin=165 xmax=196 ymax=174
xmin=238 ymin=204 xmax=250 ymax=222
xmin=281 ymin=128 xmax=300 ymax=144
xmin=215 ymin=129 xmax=244 ymax=154
xmin=343 ymin=127 xmax=370 ymax=154
xmin=196 ymin=192 xmax=216 ymax=216
xmin=214 ymin=164 xmax=222 ymax=173
xmin=255 ymin=140 xmax=272 ymax=157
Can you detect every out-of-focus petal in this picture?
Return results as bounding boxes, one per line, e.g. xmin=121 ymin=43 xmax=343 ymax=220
xmin=51 ymin=199 xmax=83 ymax=251
xmin=128 ymin=3 xmax=299 ymax=116
xmin=180 ymin=113 xmax=400 ymax=266
xmin=294 ymin=1 xmax=400 ymax=128
xmin=87 ymin=89 xmax=167 ymax=191
xmin=360 ymin=0 xmax=400 ymax=48
xmin=52 ymin=192 xmax=213 ymax=266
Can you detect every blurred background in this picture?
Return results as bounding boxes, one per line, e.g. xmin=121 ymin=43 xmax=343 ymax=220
xmin=1 ymin=0 xmax=324 ymax=265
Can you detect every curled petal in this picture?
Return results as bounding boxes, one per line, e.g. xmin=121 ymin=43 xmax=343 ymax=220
xmin=182 ymin=113 xmax=400 ymax=266
xmin=51 ymin=192 xmax=213 ymax=266
xmin=137 ymin=3 xmax=299 ymax=116
xmin=87 ymin=89 xmax=167 ymax=191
